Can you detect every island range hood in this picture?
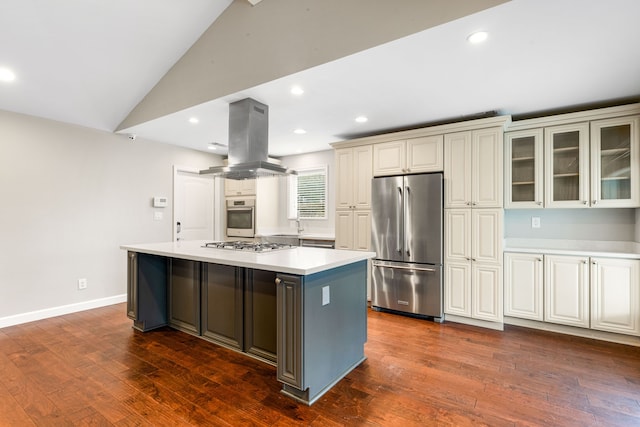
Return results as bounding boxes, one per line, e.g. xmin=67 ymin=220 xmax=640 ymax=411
xmin=200 ymin=98 xmax=297 ymax=180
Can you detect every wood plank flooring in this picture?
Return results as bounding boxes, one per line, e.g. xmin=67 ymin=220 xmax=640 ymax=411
xmin=1 ymin=303 xmax=639 ymax=426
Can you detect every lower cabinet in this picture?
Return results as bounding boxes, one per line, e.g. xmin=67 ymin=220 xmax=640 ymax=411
xmin=201 ymin=264 xmax=278 ymax=362
xmin=444 ymin=262 xmax=502 ymax=322
xmin=245 ymin=269 xmax=278 ymax=362
xmin=169 ymin=259 xmax=201 ymax=335
xmin=544 ymin=255 xmax=590 ymax=328
xmin=504 ymin=252 xmax=640 ymax=337
xmin=201 ymin=263 xmax=243 ymax=350
xmin=127 ymin=251 xmax=168 ymax=332
xmin=275 ymin=273 xmax=303 ymax=389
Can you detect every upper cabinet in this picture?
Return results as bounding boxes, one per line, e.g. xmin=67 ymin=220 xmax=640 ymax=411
xmin=544 ymin=122 xmax=590 ymax=208
xmin=335 ymin=145 xmax=373 ymax=210
xmin=505 ymin=129 xmax=544 ymax=209
xmin=506 ymin=104 xmax=640 ymax=209
xmin=590 ymin=116 xmax=640 ymax=207
xmin=444 ymin=127 xmax=503 ymax=208
xmin=225 ymin=179 xmax=256 ymax=197
xmin=372 ymin=135 xmax=443 ymax=176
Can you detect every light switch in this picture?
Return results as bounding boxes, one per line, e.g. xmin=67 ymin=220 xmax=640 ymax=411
xmin=322 ymin=286 xmax=330 ymax=306
xmin=154 ymin=211 xmax=163 ymax=221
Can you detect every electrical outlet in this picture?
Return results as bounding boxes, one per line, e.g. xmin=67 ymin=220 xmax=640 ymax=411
xmin=322 ymin=286 xmax=330 ymax=306
xmin=531 ymin=217 xmax=541 ymax=228
xmin=78 ymin=278 xmax=87 ymax=290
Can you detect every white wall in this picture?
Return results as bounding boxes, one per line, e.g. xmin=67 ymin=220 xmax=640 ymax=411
xmin=276 ymin=150 xmax=335 ymax=236
xmin=0 ymin=110 xmax=222 ymax=320
xmin=504 ymin=208 xmax=637 ymax=242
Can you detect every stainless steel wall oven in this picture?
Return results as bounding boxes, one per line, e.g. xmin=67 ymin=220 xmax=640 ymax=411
xmin=226 ymin=198 xmax=255 ymax=238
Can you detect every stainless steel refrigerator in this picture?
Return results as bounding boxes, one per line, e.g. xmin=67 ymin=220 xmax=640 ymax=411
xmin=371 ymin=173 xmax=443 ymax=320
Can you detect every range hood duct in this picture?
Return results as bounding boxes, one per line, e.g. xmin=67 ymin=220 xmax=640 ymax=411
xmin=200 ymin=98 xmax=297 ymax=180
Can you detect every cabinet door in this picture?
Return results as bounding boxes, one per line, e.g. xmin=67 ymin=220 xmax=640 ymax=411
xmin=505 ymin=129 xmax=544 ymax=208
xmin=544 ymin=255 xmax=589 ymax=327
xmin=127 ymin=252 xmax=138 ymax=320
xmin=472 ymin=264 xmax=502 ymax=322
xmin=445 ymin=209 xmax=471 ymax=262
xmin=276 ymin=274 xmax=304 ymax=389
xmin=353 ymin=210 xmax=372 ymax=251
xmin=472 ymin=128 xmax=503 ymax=208
xmin=373 ymin=140 xmax=405 ymax=176
xmin=245 ymin=269 xmax=278 ymax=361
xmin=590 ymin=116 xmax=640 ymax=208
xmin=504 ymin=253 xmax=543 ymax=321
xmin=544 ymin=123 xmax=590 ymax=208
xmin=335 ymin=148 xmax=353 ymax=209
xmin=353 ymin=145 xmax=373 ymax=209
xmin=201 ymin=263 xmax=243 ymax=349
xmin=444 ymin=261 xmax=471 ymax=317
xmin=472 ymin=209 xmax=502 ymax=264
xmin=406 ymin=135 xmax=443 ymax=173
xmin=335 ymin=210 xmax=354 ymax=250
xmin=169 ymin=259 xmax=201 ymax=335
xmin=590 ymin=257 xmax=640 ymax=336
xmin=240 ymin=179 xmax=256 ymax=195
xmin=444 ymin=132 xmax=472 ymax=208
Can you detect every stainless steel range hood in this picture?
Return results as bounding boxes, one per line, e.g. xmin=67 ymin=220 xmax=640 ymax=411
xmin=200 ymin=98 xmax=296 ymax=180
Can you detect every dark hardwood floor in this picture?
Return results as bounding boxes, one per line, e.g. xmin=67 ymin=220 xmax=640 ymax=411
xmin=1 ymin=303 xmax=639 ymax=426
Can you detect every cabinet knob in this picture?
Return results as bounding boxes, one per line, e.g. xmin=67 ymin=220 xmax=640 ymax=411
xmin=537 ymin=258 xmax=542 ymax=262
xmin=536 ymin=201 xmax=542 ymax=205
xmin=466 ymin=202 xmax=472 ymax=206
xmin=592 ymin=261 xmax=598 ymax=265
xmin=471 ymin=258 xmax=477 ymax=262
xmin=583 ymin=201 xmax=588 ymax=205
xmin=275 ymin=278 xmax=281 ymax=285
xmin=593 ymin=200 xmax=599 ymax=205
xmin=582 ymin=260 xmax=588 ymax=264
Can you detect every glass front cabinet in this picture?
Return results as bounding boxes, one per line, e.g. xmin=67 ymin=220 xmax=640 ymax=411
xmin=505 ymin=129 xmax=543 ymax=208
xmin=506 ymin=114 xmax=639 ymax=209
xmin=590 ymin=116 xmax=639 ymax=207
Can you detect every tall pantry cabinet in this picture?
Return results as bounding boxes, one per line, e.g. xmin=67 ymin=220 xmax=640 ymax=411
xmin=443 ymin=118 xmax=509 ymax=329
xmin=334 ymin=145 xmax=373 ymax=251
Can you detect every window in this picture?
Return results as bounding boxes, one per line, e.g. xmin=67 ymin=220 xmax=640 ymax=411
xmin=287 ymin=166 xmax=328 ymax=220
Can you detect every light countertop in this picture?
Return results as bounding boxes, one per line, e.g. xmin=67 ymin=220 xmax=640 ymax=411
xmin=121 ymin=240 xmax=373 ymax=275
xmin=504 ymin=238 xmax=640 ymax=259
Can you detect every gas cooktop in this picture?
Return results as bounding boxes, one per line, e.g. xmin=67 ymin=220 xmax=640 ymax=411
xmin=202 ymin=241 xmax=296 ymax=252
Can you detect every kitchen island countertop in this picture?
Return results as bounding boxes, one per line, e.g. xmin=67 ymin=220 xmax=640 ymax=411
xmin=121 ymin=240 xmax=375 ymax=275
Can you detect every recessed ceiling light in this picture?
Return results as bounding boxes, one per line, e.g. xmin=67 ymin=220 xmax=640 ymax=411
xmin=0 ymin=67 xmax=16 ymax=82
xmin=293 ymin=128 xmax=307 ymax=134
xmin=355 ymin=116 xmax=368 ymax=123
xmin=189 ymin=117 xmax=199 ymax=124
xmin=467 ymin=31 xmax=488 ymax=44
xmin=291 ymin=86 xmax=304 ymax=95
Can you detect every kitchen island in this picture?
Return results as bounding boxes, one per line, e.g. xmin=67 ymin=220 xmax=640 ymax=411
xmin=121 ymin=240 xmax=375 ymax=405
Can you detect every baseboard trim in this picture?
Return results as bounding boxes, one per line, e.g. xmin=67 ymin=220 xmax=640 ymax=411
xmin=0 ymin=294 xmax=127 ymax=329
xmin=444 ymin=314 xmax=505 ymax=331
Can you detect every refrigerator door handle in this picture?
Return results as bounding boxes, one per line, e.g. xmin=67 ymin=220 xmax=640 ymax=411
xmin=397 ymin=186 xmax=403 ymax=254
xmin=405 ymin=185 xmax=411 ymax=258
xmin=372 ymin=262 xmax=436 ymax=273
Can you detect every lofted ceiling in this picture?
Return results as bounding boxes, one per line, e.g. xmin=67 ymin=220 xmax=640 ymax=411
xmin=1 ymin=0 xmax=640 ymax=158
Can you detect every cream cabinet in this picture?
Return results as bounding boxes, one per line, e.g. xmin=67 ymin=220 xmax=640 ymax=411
xmin=372 ymin=135 xmax=443 ymax=176
xmin=504 ymin=253 xmax=543 ymax=321
xmin=335 ymin=145 xmax=372 ymax=210
xmin=590 ymin=257 xmax=640 ymax=336
xmin=507 ymin=114 xmax=640 ymax=209
xmin=544 ymin=123 xmax=590 ymax=208
xmin=225 ymin=179 xmax=256 ymax=196
xmin=505 ymin=253 xmax=640 ymax=337
xmin=335 ymin=210 xmax=371 ymax=251
xmin=544 ymin=255 xmax=590 ymax=328
xmin=590 ymin=116 xmax=640 ymax=207
xmin=444 ymin=128 xmax=503 ymax=208
xmin=444 ymin=208 xmax=503 ymax=323
xmin=505 ymin=129 xmax=544 ymax=209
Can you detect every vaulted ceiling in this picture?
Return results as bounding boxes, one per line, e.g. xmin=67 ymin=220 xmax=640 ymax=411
xmin=2 ymin=0 xmax=639 ymax=157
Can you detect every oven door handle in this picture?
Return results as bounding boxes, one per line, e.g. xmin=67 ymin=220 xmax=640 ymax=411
xmin=372 ymin=262 xmax=436 ymax=273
